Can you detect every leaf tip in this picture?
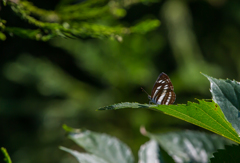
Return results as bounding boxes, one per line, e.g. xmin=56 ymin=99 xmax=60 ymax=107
xmin=97 ymin=107 xmax=106 ymax=111
xmin=200 ymin=72 xmax=208 ymax=77
xmin=1 ymin=147 xmax=6 ymax=152
xmin=59 ymin=146 xmax=67 ymax=151
xmin=62 ymin=124 xmax=76 ymax=132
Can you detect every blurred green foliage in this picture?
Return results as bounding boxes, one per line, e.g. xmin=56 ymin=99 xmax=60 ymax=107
xmin=60 ymin=126 xmax=234 ymax=163
xmin=1 ymin=147 xmax=12 ymax=163
xmin=1 ymin=0 xmax=160 ymax=41
xmin=1 ymin=0 xmax=240 ymax=163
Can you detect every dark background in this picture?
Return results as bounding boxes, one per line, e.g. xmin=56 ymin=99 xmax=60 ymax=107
xmin=1 ymin=0 xmax=240 ymax=162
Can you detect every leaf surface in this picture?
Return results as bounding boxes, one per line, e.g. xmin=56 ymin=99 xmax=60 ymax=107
xmin=138 ymin=140 xmax=174 ymax=163
xmin=203 ymin=73 xmax=240 ymax=135
xmin=145 ymin=131 xmax=234 ymax=163
xmin=60 ymin=146 xmax=108 ymax=163
xmin=99 ymin=100 xmax=240 ymax=144
xmin=138 ymin=140 xmax=162 ymax=163
xmin=1 ymin=147 xmax=12 ymax=163
xmin=62 ymin=125 xmax=134 ymax=163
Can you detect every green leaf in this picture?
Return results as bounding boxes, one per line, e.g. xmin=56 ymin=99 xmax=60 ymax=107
xmin=138 ymin=140 xmax=161 ymax=163
xmin=98 ymin=102 xmax=150 ymax=110
xmin=62 ymin=125 xmax=134 ymax=163
xmin=60 ymin=146 xmax=108 ymax=163
xmin=1 ymin=147 xmax=12 ymax=163
xmin=0 ymin=32 xmax=6 ymax=41
xmin=131 ymin=19 xmax=161 ymax=34
xmin=144 ymin=130 xmax=234 ymax=163
xmin=202 ymin=73 xmax=240 ymax=135
xmin=99 ymin=100 xmax=240 ymax=144
xmin=4 ymin=1 xmax=160 ymax=41
xmin=3 ymin=0 xmax=7 ymax=6
xmin=210 ymin=144 xmax=240 ymax=163
xmin=5 ymin=27 xmax=52 ymax=41
xmin=138 ymin=140 xmax=174 ymax=163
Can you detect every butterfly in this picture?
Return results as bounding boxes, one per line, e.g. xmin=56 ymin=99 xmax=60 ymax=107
xmin=141 ymin=72 xmax=176 ymax=105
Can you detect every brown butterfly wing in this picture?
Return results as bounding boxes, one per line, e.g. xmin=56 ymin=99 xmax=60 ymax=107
xmin=161 ymin=90 xmax=176 ymax=105
xmin=151 ymin=72 xmax=176 ymax=105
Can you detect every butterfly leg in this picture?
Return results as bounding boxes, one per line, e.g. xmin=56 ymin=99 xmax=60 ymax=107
xmin=149 ymin=101 xmax=154 ymax=105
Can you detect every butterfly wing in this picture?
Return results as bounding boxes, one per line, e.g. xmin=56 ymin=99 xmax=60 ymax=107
xmin=160 ymin=90 xmax=176 ymax=105
xmin=151 ymin=72 xmax=176 ymax=105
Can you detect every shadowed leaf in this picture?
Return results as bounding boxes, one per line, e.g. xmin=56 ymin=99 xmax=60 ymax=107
xmin=138 ymin=140 xmax=174 ymax=163
xmin=62 ymin=125 xmax=134 ymax=163
xmin=144 ymin=130 xmax=234 ymax=163
xmin=202 ymin=73 xmax=240 ymax=136
xmin=60 ymin=146 xmax=108 ymax=163
xmin=210 ymin=144 xmax=240 ymax=163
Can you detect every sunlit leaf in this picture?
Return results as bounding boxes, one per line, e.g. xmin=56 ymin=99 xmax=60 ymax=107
xmin=131 ymin=19 xmax=161 ymax=34
xmin=203 ymin=73 xmax=240 ymax=136
xmin=99 ymin=100 xmax=240 ymax=144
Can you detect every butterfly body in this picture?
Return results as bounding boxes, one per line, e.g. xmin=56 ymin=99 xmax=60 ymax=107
xmin=142 ymin=72 xmax=176 ymax=105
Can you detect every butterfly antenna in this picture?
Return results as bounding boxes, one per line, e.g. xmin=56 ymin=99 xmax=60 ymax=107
xmin=141 ymin=87 xmax=150 ymax=96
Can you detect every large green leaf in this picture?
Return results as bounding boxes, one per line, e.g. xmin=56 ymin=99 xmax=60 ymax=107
xmin=210 ymin=144 xmax=240 ymax=163
xmin=61 ymin=125 xmax=134 ymax=163
xmin=99 ymin=100 xmax=240 ymax=144
xmin=143 ymin=130 xmax=234 ymax=163
xmin=203 ymin=73 xmax=240 ymax=135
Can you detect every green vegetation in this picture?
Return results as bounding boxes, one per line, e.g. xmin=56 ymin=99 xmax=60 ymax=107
xmin=99 ymin=74 xmax=240 ymax=144
xmin=60 ymin=125 xmax=233 ymax=163
xmin=2 ymin=0 xmax=240 ymax=163
xmin=0 ymin=0 xmax=160 ymax=41
xmin=1 ymin=147 xmax=12 ymax=163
